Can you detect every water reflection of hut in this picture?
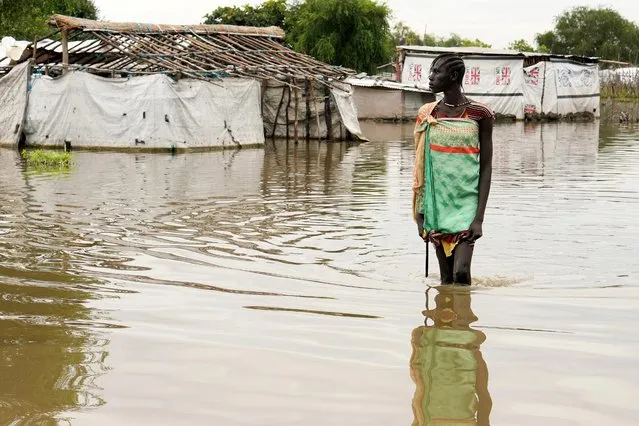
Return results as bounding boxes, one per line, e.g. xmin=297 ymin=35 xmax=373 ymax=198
xmin=262 ymin=140 xmax=357 ymax=197
xmin=410 ymin=286 xmax=492 ymax=425
xmin=0 ymin=15 xmax=364 ymax=150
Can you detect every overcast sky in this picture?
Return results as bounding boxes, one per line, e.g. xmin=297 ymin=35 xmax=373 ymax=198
xmin=93 ymin=0 xmax=639 ymax=48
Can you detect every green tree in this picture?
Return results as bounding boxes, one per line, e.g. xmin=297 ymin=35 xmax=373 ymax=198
xmin=422 ymin=33 xmax=491 ymax=48
xmin=203 ymin=0 xmax=287 ymax=28
xmin=392 ymin=21 xmax=423 ymax=46
xmin=204 ymin=0 xmax=392 ymax=73
xmin=534 ymin=31 xmax=554 ymax=53
xmin=537 ymin=6 xmax=639 ymax=62
xmin=0 ymin=0 xmax=98 ymax=40
xmin=507 ymin=39 xmax=535 ymax=52
xmin=446 ymin=34 xmax=491 ymax=48
xmin=286 ymin=0 xmax=393 ymax=74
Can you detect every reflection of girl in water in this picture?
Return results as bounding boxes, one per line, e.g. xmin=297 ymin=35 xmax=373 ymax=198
xmin=409 ymin=286 xmax=492 ymax=425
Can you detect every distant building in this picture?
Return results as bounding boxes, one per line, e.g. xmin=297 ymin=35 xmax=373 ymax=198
xmin=345 ymin=76 xmax=434 ymax=121
xmin=396 ymin=45 xmax=600 ymax=120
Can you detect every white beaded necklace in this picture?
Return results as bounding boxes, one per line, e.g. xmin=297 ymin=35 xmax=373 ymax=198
xmin=443 ymin=99 xmax=471 ymax=108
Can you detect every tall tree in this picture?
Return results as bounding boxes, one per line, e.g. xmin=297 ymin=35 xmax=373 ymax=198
xmin=536 ymin=6 xmax=639 ymax=62
xmin=507 ymin=39 xmax=535 ymax=52
xmin=285 ymin=0 xmax=393 ymax=74
xmin=203 ymin=0 xmax=287 ymax=28
xmin=392 ymin=21 xmax=423 ymax=46
xmin=0 ymin=0 xmax=98 ymax=40
xmin=205 ymin=0 xmax=392 ymax=73
xmin=534 ymin=31 xmax=555 ymax=53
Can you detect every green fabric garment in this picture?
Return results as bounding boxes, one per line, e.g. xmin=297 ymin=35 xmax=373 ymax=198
xmin=419 ymin=118 xmax=480 ymax=234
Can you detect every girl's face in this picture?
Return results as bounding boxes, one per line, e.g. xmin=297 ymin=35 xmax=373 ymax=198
xmin=428 ymin=62 xmax=453 ymax=93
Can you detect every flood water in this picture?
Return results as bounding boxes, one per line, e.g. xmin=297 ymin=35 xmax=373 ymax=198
xmin=1 ymin=121 xmax=639 ymax=425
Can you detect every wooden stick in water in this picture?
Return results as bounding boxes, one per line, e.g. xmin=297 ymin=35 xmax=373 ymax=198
xmin=425 ymin=241 xmax=429 ymax=278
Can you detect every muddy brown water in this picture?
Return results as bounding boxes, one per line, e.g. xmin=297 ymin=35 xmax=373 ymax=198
xmin=1 ymin=121 xmax=638 ymax=425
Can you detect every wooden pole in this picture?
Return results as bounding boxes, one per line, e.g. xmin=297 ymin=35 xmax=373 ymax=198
xmin=61 ymin=28 xmax=69 ymax=75
xmin=305 ymin=79 xmax=311 ymax=142
xmin=312 ymin=83 xmax=321 ymax=140
xmin=260 ymin=79 xmax=266 ymax=117
xmin=425 ymin=242 xmax=429 ymax=278
xmin=285 ymin=84 xmax=291 ymax=140
xmin=324 ymin=83 xmax=333 ymax=142
xmin=272 ymin=83 xmax=286 ymax=139
xmin=293 ymin=87 xmax=299 ymax=143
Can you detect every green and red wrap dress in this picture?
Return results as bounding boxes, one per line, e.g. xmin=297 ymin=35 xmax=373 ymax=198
xmin=412 ymin=100 xmax=494 ymax=256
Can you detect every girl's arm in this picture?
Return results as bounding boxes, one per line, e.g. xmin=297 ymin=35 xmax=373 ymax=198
xmin=469 ymin=117 xmax=493 ymax=240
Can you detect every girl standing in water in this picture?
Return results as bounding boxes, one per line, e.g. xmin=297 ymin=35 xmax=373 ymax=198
xmin=413 ymin=54 xmax=494 ymax=285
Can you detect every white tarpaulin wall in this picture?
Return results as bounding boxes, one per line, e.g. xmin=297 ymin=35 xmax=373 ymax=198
xmin=24 ymin=71 xmax=265 ymax=149
xmin=523 ymin=61 xmax=551 ymax=115
xmin=401 ymin=54 xmax=525 ymax=119
xmin=553 ymin=60 xmax=599 ymax=117
xmin=523 ymin=60 xmax=600 ymax=117
xmin=331 ymin=83 xmax=365 ymax=140
xmin=0 ymin=62 xmax=29 ymax=145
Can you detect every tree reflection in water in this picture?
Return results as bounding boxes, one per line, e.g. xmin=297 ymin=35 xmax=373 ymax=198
xmin=0 ymin=276 xmax=108 ymax=425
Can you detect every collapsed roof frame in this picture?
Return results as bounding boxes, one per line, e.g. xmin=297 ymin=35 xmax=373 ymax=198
xmin=6 ymin=15 xmax=354 ymax=89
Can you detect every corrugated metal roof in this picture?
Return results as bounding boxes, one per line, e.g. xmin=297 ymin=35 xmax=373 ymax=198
xmin=345 ymin=77 xmax=431 ymax=93
xmin=398 ymin=45 xmax=521 ymax=56
xmin=397 ymin=45 xmax=598 ymax=61
xmin=0 ymin=37 xmax=101 ymax=65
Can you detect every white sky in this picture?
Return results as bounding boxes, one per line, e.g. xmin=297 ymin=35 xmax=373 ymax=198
xmin=93 ymin=0 xmax=639 ymax=48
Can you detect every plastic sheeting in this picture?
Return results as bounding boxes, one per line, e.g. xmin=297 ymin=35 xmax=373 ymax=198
xmin=331 ymin=82 xmax=365 ymax=140
xmin=24 ymin=71 xmax=265 ymax=149
xmin=600 ymin=67 xmax=639 ymax=84
xmin=553 ymin=60 xmax=600 ymax=117
xmin=0 ymin=61 xmax=29 ymax=146
xmin=401 ymin=54 xmax=525 ymax=118
xmin=523 ymin=61 xmax=550 ymax=115
xmin=261 ymin=80 xmax=364 ymax=141
xmin=1 ymin=37 xmax=31 ymax=66
xmin=523 ymin=60 xmax=600 ymax=117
